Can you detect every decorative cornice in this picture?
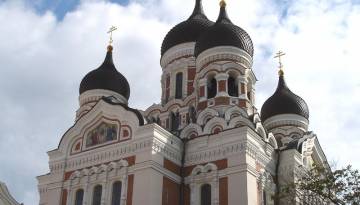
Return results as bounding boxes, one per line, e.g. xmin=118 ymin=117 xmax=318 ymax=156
xmin=196 ymin=46 xmax=253 ymax=71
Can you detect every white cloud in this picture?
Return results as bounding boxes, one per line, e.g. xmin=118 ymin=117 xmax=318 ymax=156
xmin=0 ymin=0 xmax=359 ymax=204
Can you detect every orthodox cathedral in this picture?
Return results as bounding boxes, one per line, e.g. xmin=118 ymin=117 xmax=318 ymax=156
xmin=37 ymin=0 xmax=329 ymax=205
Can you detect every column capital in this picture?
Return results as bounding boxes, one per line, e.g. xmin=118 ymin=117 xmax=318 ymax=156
xmin=237 ymin=76 xmax=247 ymax=83
xmin=199 ymin=78 xmax=207 ymax=86
xmin=215 ymin=73 xmax=229 ymax=81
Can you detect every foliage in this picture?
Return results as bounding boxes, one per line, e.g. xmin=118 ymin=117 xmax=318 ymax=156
xmin=275 ymin=165 xmax=360 ymax=205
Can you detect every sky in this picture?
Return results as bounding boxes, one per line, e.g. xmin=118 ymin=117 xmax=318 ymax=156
xmin=0 ymin=0 xmax=359 ymax=204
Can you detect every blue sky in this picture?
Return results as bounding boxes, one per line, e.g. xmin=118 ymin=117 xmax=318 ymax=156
xmin=27 ymin=0 xmax=130 ymax=19
xmin=0 ymin=0 xmax=359 ymax=205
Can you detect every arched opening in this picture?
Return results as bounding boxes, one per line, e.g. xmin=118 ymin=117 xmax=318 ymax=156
xmin=247 ymin=78 xmax=253 ymax=103
xmin=189 ymin=106 xmax=197 ymax=123
xmin=74 ymin=189 xmax=84 ymax=205
xmin=228 ymin=76 xmax=238 ymax=97
xmin=170 ymin=112 xmax=180 ymax=132
xmin=201 ymin=184 xmax=211 ymax=205
xmin=207 ymin=77 xmax=217 ymax=99
xmin=111 ymin=181 xmax=122 ymax=205
xmin=92 ymin=185 xmax=102 ymax=205
xmin=175 ymin=72 xmax=183 ymax=99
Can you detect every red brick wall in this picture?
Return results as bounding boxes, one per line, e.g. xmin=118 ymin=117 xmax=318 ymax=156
xmin=164 ymin=158 xmax=181 ymax=176
xmin=127 ymin=174 xmax=134 ymax=205
xmin=162 ymin=177 xmax=180 ymax=205
xmin=184 ymin=185 xmax=190 ymax=205
xmin=61 ymin=189 xmax=67 ymax=205
xmin=241 ymin=83 xmax=245 ymax=94
xmin=199 ymin=86 xmax=205 ymax=97
xmin=219 ymin=177 xmax=228 ymax=205
xmin=215 ymin=97 xmax=230 ymax=106
xmin=218 ymin=80 xmax=226 ymax=92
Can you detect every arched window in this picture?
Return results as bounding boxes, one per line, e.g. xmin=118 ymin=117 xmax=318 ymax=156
xmin=111 ymin=181 xmax=122 ymax=205
xmin=189 ymin=106 xmax=197 ymax=123
xmin=175 ymin=72 xmax=183 ymax=99
xmin=170 ymin=112 xmax=179 ymax=132
xmin=92 ymin=185 xmax=102 ymax=205
xmin=74 ymin=189 xmax=84 ymax=205
xmin=207 ymin=78 xmax=217 ymax=99
xmin=201 ymin=184 xmax=211 ymax=205
xmin=228 ymin=76 xmax=238 ymax=97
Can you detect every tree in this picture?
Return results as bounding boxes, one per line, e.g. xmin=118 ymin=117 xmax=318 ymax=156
xmin=275 ymin=165 xmax=360 ymax=205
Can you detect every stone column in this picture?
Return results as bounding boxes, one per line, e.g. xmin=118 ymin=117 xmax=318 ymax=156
xmin=66 ymin=183 xmax=72 ymax=205
xmin=83 ymin=178 xmax=89 ymax=205
xmin=215 ymin=73 xmax=229 ymax=97
xmin=121 ymin=171 xmax=128 ymax=205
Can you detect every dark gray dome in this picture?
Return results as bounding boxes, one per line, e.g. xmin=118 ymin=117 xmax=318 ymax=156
xmin=161 ymin=0 xmax=213 ymax=56
xmin=260 ymin=74 xmax=309 ymax=122
xmin=79 ymin=46 xmax=130 ymax=100
xmin=194 ymin=4 xmax=253 ymax=57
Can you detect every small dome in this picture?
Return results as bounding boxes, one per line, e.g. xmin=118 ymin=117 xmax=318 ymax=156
xmin=260 ymin=73 xmax=309 ymax=122
xmin=161 ymin=0 xmax=213 ymax=56
xmin=79 ymin=46 xmax=130 ymax=100
xmin=194 ymin=3 xmax=254 ymax=57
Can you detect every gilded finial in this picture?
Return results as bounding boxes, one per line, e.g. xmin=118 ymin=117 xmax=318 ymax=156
xmin=107 ymin=25 xmax=117 ymax=49
xmin=274 ymin=51 xmax=286 ymax=76
xmin=220 ymin=0 xmax=226 ymax=7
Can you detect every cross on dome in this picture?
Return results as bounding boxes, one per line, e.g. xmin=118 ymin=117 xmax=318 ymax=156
xmin=274 ymin=51 xmax=286 ymax=76
xmin=107 ymin=26 xmax=117 ymax=46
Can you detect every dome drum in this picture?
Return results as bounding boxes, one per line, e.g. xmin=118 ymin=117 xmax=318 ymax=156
xmin=262 ymin=114 xmax=309 ymax=132
xmin=195 ymin=46 xmax=253 ymax=71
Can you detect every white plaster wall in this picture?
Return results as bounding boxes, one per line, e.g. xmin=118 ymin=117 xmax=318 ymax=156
xmin=132 ymin=168 xmax=163 ymax=205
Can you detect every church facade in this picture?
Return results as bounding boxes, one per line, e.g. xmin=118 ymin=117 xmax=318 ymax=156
xmin=37 ymin=1 xmax=329 ymax=205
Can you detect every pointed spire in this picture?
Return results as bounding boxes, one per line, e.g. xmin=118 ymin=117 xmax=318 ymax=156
xmin=189 ymin=0 xmax=206 ymax=19
xmin=220 ymin=0 xmax=226 ymax=7
xmin=99 ymin=45 xmax=115 ymax=70
xmin=216 ymin=0 xmax=232 ymax=24
xmin=276 ymin=73 xmax=289 ymax=92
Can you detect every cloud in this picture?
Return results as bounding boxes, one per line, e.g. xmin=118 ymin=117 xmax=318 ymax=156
xmin=0 ymin=0 xmax=359 ymax=204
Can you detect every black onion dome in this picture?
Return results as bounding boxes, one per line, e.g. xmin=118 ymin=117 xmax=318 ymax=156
xmin=260 ymin=73 xmax=309 ymax=122
xmin=79 ymin=46 xmax=130 ymax=100
xmin=161 ymin=0 xmax=213 ymax=56
xmin=194 ymin=3 xmax=254 ymax=57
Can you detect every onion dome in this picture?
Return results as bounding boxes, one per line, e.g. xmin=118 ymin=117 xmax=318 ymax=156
xmin=161 ymin=0 xmax=213 ymax=56
xmin=194 ymin=1 xmax=254 ymax=57
xmin=260 ymin=71 xmax=309 ymax=122
xmin=79 ymin=46 xmax=130 ymax=100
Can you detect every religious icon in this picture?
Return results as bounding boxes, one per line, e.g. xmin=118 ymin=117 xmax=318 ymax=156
xmin=86 ymin=122 xmax=118 ymax=147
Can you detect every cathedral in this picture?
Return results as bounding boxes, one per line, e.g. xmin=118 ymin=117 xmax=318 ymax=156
xmin=37 ymin=0 xmax=329 ymax=205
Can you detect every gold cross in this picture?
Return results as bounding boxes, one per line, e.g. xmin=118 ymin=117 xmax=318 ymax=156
xmin=274 ymin=51 xmax=286 ymax=70
xmin=107 ymin=26 xmax=117 ymax=45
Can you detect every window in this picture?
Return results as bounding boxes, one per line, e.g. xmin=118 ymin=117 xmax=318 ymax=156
xmin=111 ymin=181 xmax=122 ymax=205
xmin=175 ymin=73 xmax=183 ymax=99
xmin=228 ymin=76 xmax=238 ymax=97
xmin=207 ymin=78 xmax=217 ymax=99
xmin=189 ymin=106 xmax=196 ymax=123
xmin=201 ymin=184 xmax=211 ymax=205
xmin=170 ymin=112 xmax=180 ymax=132
xmin=92 ymin=185 xmax=102 ymax=205
xmin=74 ymin=189 xmax=84 ymax=205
